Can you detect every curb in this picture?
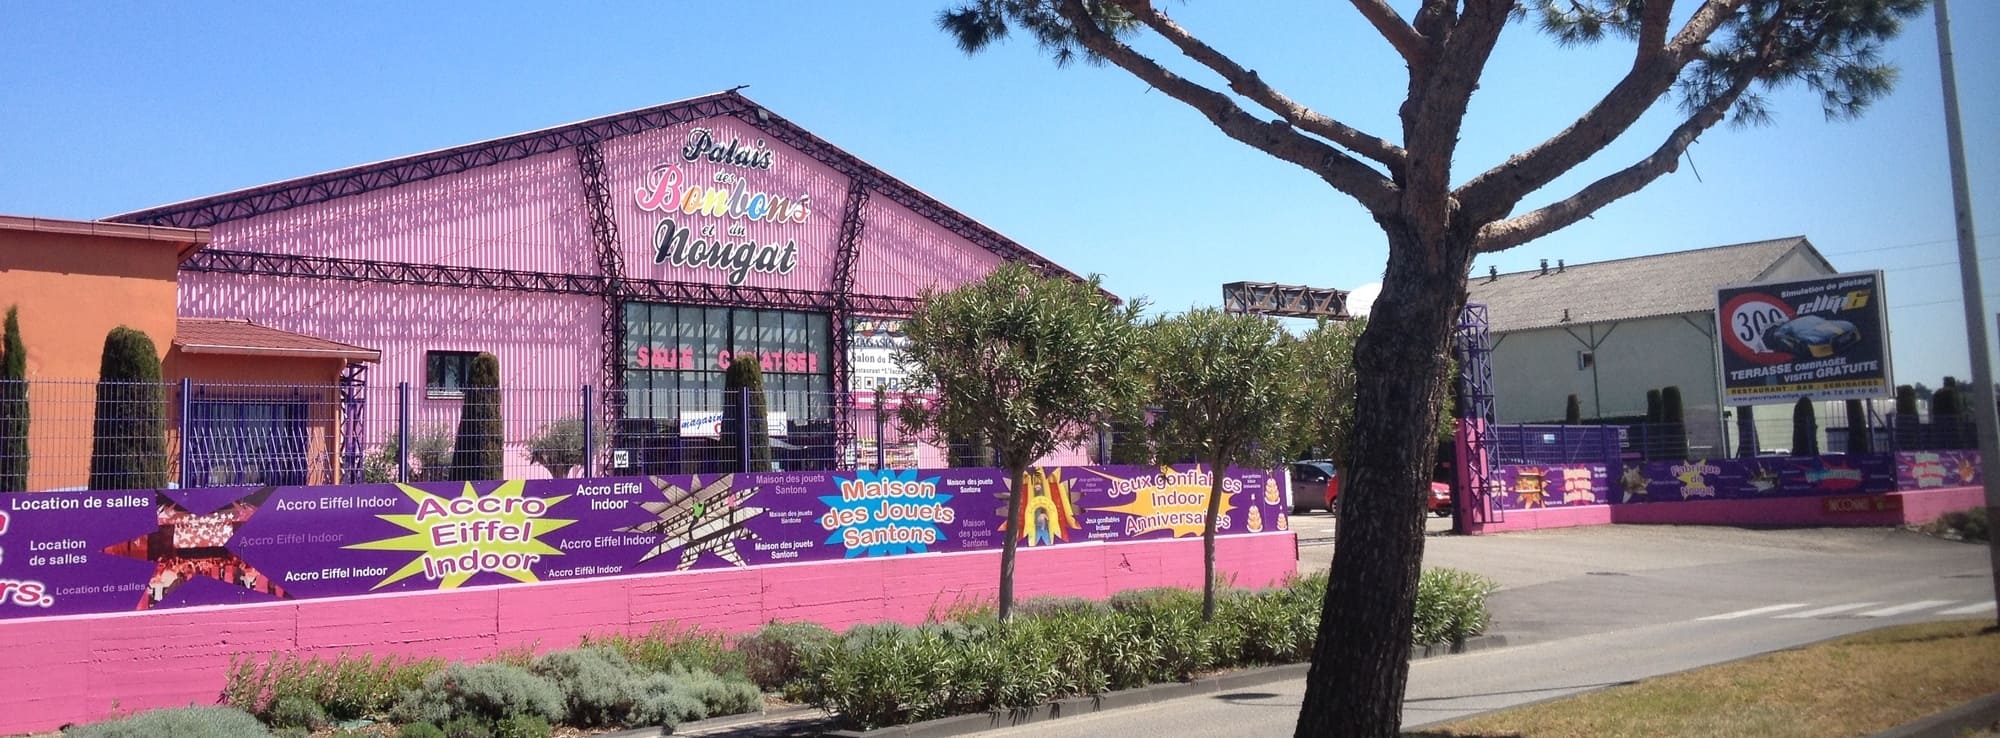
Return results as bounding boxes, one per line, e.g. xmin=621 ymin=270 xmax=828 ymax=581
xmin=819 ymin=634 xmax=1510 ymax=738
xmin=1867 ymin=692 xmax=2000 ymax=738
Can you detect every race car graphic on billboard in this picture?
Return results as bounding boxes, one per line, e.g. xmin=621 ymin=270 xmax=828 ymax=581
xmin=1716 ymin=271 xmax=1892 ymax=403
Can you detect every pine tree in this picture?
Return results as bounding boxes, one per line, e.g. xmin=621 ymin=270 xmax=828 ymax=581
xmin=721 ymin=356 xmax=774 ymax=473
xmin=448 ymin=353 xmax=503 ymax=481
xmin=88 ymin=327 xmax=166 ymax=491
xmin=0 ymin=306 xmax=27 ymax=491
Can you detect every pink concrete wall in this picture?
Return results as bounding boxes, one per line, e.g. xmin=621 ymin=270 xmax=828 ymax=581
xmin=0 ymin=533 xmax=1297 ymax=735
xmin=854 ymin=195 xmax=1007 ymax=298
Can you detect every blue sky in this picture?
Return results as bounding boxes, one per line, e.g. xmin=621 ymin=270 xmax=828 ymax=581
xmin=2 ymin=1 xmax=1994 ymax=389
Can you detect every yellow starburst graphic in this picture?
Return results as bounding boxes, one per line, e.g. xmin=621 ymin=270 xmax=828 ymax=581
xmin=344 ymin=480 xmax=575 ymax=590
xmin=1086 ymin=465 xmax=1236 ymax=538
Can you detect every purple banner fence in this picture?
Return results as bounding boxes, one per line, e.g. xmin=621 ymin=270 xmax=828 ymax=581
xmin=1491 ymin=453 xmax=1903 ymax=510
xmin=0 ymin=464 xmax=1285 ymax=620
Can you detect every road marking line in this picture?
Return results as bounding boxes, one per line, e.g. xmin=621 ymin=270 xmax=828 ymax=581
xmin=1857 ymin=600 xmax=1955 ymax=618
xmin=1775 ymin=602 xmax=1880 ymax=619
xmin=1698 ymin=603 xmax=1809 ymax=620
xmin=1937 ymin=601 xmax=1997 ymax=616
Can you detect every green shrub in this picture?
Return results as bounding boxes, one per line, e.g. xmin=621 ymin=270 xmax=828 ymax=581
xmin=581 ymin=622 xmax=746 ymax=678
xmin=1013 ymin=595 xmax=1106 ymax=619
xmin=224 ymin=652 xmax=441 ymax=722
xmin=397 ymin=722 xmax=446 ymax=738
xmin=1412 ymin=568 xmax=1498 ymax=646
xmin=64 ymin=706 xmax=272 ymax=738
xmin=1105 ymin=586 xmax=1201 ymax=616
xmin=494 ymin=713 xmax=551 ymax=738
xmin=527 ymin=417 xmax=586 ymax=479
xmin=440 ymin=715 xmax=492 ymax=738
xmin=628 ymin=674 xmax=704 ymax=730
xmin=737 ymin=621 xmax=836 ymax=692
xmin=531 ymin=647 xmax=640 ymax=728
xmin=392 ymin=663 xmax=564 ymax=727
xmin=264 ymin=693 xmax=327 ymax=730
xmin=1927 ymin=507 xmax=1991 ymax=542
xmin=665 ymin=663 xmax=762 ymax=718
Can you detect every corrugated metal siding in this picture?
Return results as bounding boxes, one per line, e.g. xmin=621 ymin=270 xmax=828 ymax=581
xmin=178 ymin=272 xmax=598 ymax=392
xmin=207 ymin=149 xmax=593 ymax=275
xmin=855 ymin=196 xmax=1006 ymax=298
xmin=598 ymin=118 xmax=847 ymax=292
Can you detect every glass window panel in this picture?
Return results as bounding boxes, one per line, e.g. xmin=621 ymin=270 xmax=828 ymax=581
xmin=705 ymin=308 xmax=729 ymax=370
xmin=758 ymin=310 xmax=781 ymax=358
xmin=784 ymin=312 xmax=808 ymax=358
xmin=622 ymin=303 xmax=648 ymax=363
xmin=730 ymin=308 xmax=756 ymax=357
xmin=807 ymin=314 xmax=831 ymax=378
xmin=680 ymin=305 xmax=707 ymax=362
xmin=649 ymin=304 xmax=674 ymax=364
xmin=622 ymin=370 xmax=650 ymax=419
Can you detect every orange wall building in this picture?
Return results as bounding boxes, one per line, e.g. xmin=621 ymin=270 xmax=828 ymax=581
xmin=1 ymin=215 xmax=375 ymax=490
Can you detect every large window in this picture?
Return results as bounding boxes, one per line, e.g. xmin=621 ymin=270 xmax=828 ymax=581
xmin=622 ymin=303 xmax=832 ymax=424
xmin=425 ymin=351 xmax=478 ymax=397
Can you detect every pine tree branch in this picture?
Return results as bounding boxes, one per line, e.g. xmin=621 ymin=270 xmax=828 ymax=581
xmin=1105 ymin=0 xmax=1406 ymax=171
xmin=1472 ymin=60 xmax=1763 ymax=253
xmin=1454 ymin=0 xmax=1746 ymax=222
xmin=1348 ymin=0 xmax=1429 ymax=70
xmin=1056 ymin=0 xmax=1399 ymax=214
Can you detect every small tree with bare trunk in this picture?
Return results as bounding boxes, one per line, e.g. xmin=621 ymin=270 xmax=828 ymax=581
xmin=937 ymin=1 xmax=1926 ymax=733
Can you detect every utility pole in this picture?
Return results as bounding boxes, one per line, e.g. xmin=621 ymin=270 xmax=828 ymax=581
xmin=1933 ymin=0 xmax=2000 ymax=628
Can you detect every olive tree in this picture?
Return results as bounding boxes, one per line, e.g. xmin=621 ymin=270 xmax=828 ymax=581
xmin=937 ymin=1 xmax=1927 ymax=733
xmin=896 ymin=262 xmax=1146 ymax=620
xmin=1143 ymin=307 xmax=1294 ymax=620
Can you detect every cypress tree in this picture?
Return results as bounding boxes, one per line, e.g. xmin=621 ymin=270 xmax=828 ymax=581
xmin=0 ymin=307 xmax=26 ymax=491
xmin=1643 ymin=388 xmax=1664 ymax=459
xmin=721 ymin=355 xmax=773 ymax=473
xmin=1563 ymin=394 xmax=1581 ymax=425
xmin=1894 ymin=385 xmax=1919 ymax=449
xmin=1791 ymin=397 xmax=1819 ymax=457
xmin=448 ymin=352 xmax=503 ymax=481
xmin=1661 ymin=386 xmax=1688 ymax=460
xmin=1843 ymin=399 xmax=1870 ymax=454
xmin=88 ymin=327 xmax=166 ymax=491
xmin=1734 ymin=405 xmax=1759 ymax=459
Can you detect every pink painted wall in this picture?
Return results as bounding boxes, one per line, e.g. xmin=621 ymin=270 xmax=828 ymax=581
xmin=854 ymin=195 xmax=1006 ymax=298
xmin=207 ymin=149 xmax=591 ymax=273
xmin=0 ymin=533 xmax=1296 ymax=735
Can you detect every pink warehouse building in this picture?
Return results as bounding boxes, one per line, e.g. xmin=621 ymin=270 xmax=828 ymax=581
xmin=109 ymin=91 xmax=1086 ymax=477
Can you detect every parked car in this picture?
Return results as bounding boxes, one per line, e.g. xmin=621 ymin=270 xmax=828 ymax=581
xmin=1427 ymin=481 xmax=1454 ymax=516
xmin=1288 ymin=460 xmax=1339 ymax=514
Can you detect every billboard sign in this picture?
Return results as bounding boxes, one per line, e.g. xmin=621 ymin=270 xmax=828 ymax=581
xmin=1716 ymin=271 xmax=1892 ymax=403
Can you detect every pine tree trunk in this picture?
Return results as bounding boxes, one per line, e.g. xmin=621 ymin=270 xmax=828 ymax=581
xmin=1296 ymin=230 xmax=1467 ymax=737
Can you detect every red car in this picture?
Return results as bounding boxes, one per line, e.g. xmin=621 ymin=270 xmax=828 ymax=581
xmin=1427 ymin=481 xmax=1454 ymax=516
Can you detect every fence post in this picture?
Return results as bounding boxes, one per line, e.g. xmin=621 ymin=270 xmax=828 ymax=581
xmin=397 ymin=382 xmax=411 ymax=483
xmin=582 ymin=385 xmax=596 ymax=479
xmin=875 ymin=405 xmax=887 ymax=470
xmin=177 ymin=377 xmax=192 ymax=490
xmin=737 ymin=387 xmax=752 ymax=472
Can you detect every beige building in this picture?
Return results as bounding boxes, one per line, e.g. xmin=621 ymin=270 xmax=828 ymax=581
xmin=1466 ymin=237 xmax=1840 ymax=458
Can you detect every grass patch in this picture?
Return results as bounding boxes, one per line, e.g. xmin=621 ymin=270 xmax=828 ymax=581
xmin=1407 ymin=619 xmax=2000 ymax=738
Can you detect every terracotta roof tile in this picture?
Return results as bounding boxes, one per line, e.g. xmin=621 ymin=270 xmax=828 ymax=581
xmin=174 ymin=319 xmax=380 ymax=362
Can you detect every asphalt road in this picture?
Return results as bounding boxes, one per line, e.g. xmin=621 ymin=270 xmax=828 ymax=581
xmin=974 ymin=519 xmax=1996 ymax=737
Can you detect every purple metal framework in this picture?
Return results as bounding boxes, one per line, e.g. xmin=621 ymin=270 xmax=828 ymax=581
xmin=338 ymin=361 xmax=368 ymax=482
xmin=576 ymin=140 xmax=628 ymax=423
xmin=111 ymin=91 xmax=1073 ymax=282
xmin=179 ymin=250 xmax=920 ymax=315
xmin=1454 ymin=302 xmax=1499 ymax=524
xmin=829 ymin=179 xmax=873 ymax=464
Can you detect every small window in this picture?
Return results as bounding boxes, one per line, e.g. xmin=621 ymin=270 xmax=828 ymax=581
xmin=426 ymin=351 xmax=478 ymax=396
